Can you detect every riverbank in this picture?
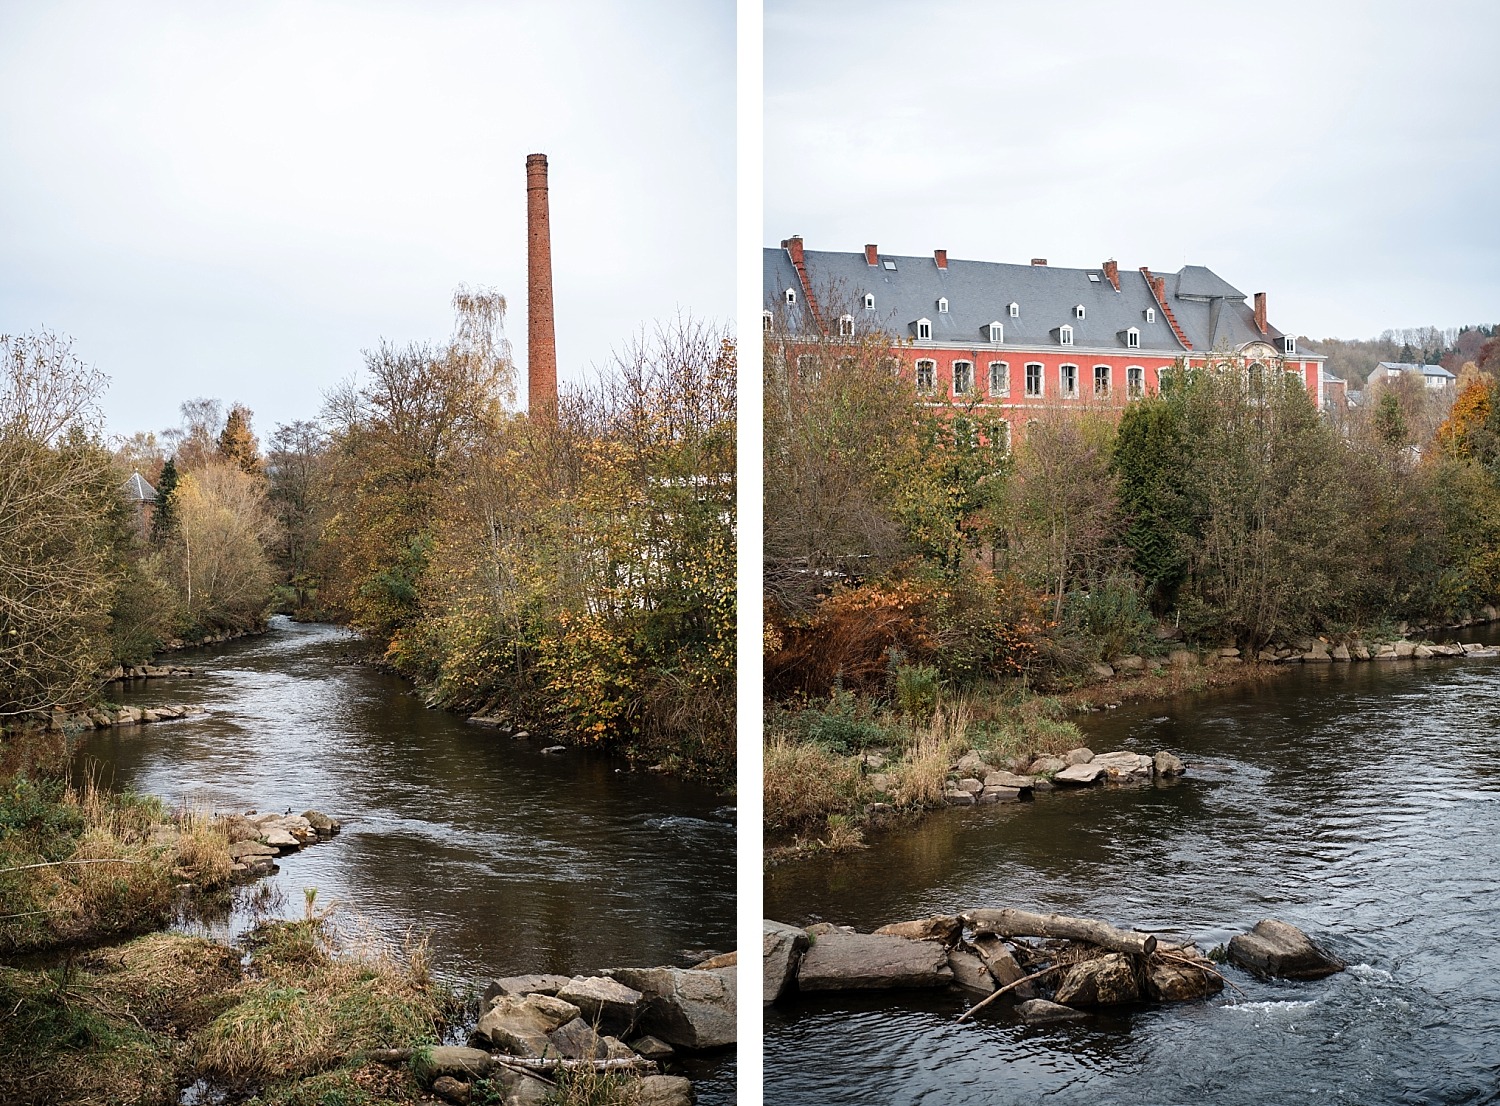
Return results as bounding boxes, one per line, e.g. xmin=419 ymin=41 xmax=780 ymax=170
xmin=0 ymin=766 xmax=729 ymax=1106
xmin=765 ymin=627 xmax=1500 ymax=863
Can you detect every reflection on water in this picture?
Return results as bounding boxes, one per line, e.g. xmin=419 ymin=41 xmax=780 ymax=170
xmin=78 ymin=617 xmax=736 ymax=1102
xmin=766 ymin=642 xmax=1500 ymax=1105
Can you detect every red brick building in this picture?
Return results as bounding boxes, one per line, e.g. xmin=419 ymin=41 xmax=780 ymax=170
xmin=765 ymin=236 xmax=1325 ymax=444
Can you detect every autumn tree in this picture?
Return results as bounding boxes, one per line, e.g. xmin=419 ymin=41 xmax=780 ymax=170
xmin=217 ymin=403 xmax=262 ymax=475
xmin=163 ymin=461 xmax=279 ymax=632
xmin=0 ymin=331 xmax=118 ymax=714
xmin=266 ymin=420 xmax=330 ymax=610
xmin=319 ymin=287 xmax=514 ymax=638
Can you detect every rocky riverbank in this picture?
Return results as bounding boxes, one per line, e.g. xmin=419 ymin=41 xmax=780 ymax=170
xmin=404 ymin=953 xmax=737 ymax=1106
xmin=763 ymin=910 xmax=1343 ymax=1025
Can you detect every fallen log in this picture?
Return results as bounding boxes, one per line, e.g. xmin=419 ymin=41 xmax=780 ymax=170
xmin=961 ymin=908 xmax=1158 ymax=958
xmin=371 ymin=1049 xmax=657 ymax=1075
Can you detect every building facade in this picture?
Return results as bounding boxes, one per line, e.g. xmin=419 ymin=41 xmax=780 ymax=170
xmin=765 ymin=236 xmax=1325 ymax=442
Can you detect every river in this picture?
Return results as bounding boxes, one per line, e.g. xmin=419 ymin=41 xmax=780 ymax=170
xmin=76 ymin=616 xmax=737 ymax=1101
xmin=765 ymin=636 xmax=1500 ymax=1105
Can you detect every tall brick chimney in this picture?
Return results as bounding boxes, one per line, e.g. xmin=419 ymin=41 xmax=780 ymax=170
xmin=782 ymin=236 xmax=805 ymax=266
xmin=1253 ymin=291 xmax=1268 ymax=335
xmin=526 ymin=153 xmax=557 ymax=419
xmin=934 ymin=249 xmax=947 ymax=270
xmin=864 ymin=243 xmax=879 ymax=266
xmin=1103 ymin=259 xmax=1119 ymax=291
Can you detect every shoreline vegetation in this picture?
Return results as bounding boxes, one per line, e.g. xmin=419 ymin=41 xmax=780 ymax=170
xmin=763 ymin=315 xmax=1500 ymax=864
xmin=765 ymin=620 xmax=1500 ymax=864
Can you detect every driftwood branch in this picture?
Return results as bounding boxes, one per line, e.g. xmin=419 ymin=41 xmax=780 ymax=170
xmin=0 ymin=858 xmax=148 ymax=875
xmin=370 ymin=1048 xmax=657 ymax=1076
xmin=962 ymin=908 xmax=1159 ymax=958
xmin=955 ymin=964 xmax=1061 ymax=1023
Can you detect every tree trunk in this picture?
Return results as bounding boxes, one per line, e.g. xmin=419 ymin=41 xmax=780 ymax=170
xmin=961 ymin=908 xmax=1158 ymax=957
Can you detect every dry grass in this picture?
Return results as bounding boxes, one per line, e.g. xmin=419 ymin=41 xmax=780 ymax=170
xmin=763 ymin=730 xmax=863 ymax=832
xmin=890 ymin=702 xmax=970 ymax=807
xmin=192 ymin=916 xmax=441 ymax=1088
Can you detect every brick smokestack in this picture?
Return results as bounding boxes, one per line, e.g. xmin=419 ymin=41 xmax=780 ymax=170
xmin=782 ymin=236 xmax=805 ymax=265
xmin=1253 ymin=291 xmax=1268 ymax=335
xmin=526 ymin=153 xmax=558 ymax=419
xmin=865 ymin=243 xmax=879 ymax=266
xmin=934 ymin=249 xmax=947 ymax=270
xmin=1103 ymin=259 xmax=1119 ymax=291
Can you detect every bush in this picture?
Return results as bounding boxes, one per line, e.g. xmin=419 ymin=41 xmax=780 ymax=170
xmin=1063 ymin=575 xmax=1154 ymax=661
xmin=892 ymin=663 xmax=942 ymax=719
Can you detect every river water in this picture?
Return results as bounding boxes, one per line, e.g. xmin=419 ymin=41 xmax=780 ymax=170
xmin=75 ymin=617 xmax=736 ymax=1101
xmin=765 ymin=637 xmax=1500 ymax=1105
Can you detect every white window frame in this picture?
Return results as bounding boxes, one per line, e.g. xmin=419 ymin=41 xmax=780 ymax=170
xmin=996 ymin=419 xmax=1011 ymax=455
xmin=915 ymin=359 xmax=937 ymax=394
xmin=880 ymin=357 xmax=900 ymax=377
xmin=1060 ymin=363 xmax=1079 ymax=399
xmin=987 ymin=322 xmax=1003 ymax=343
xmin=1059 ymin=324 xmax=1074 ymax=346
xmin=838 ymin=314 xmax=854 ymax=337
xmin=916 ymin=318 xmax=932 ymax=340
xmin=1127 ymin=365 xmax=1144 ymax=398
xmin=1146 ymin=308 xmax=1156 ymax=323
xmin=797 ymin=353 xmax=819 ymax=385
xmin=1126 ymin=326 xmax=1140 ymax=349
xmin=762 ymin=310 xmax=772 ymax=333
xmin=864 ymin=293 xmax=875 ymax=310
xmin=1025 ymin=362 xmax=1044 ymax=398
xmin=1009 ymin=301 xmax=1020 ymax=318
xmin=1074 ymin=304 xmax=1086 ymax=320
xmin=952 ymin=360 xmax=974 ymax=395
xmin=1093 ymin=364 xmax=1111 ymax=397
xmin=988 ymin=360 xmax=1009 ymax=397
xmin=1283 ymin=336 xmax=1296 ymax=354
xmin=785 ymin=288 xmax=797 ymax=305
xmin=937 ymin=297 xmax=949 ymax=313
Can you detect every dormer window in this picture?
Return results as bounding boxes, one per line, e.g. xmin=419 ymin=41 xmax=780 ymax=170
xmin=1146 ymin=308 xmax=1156 ymax=323
xmin=1059 ymin=324 xmax=1074 ymax=346
xmin=1126 ymin=327 xmax=1140 ymax=349
xmin=784 ymin=288 xmax=797 ymax=305
xmin=986 ymin=322 xmax=1003 ymax=343
xmin=1282 ymin=336 xmax=1296 ymax=354
xmin=916 ymin=318 xmax=932 ymax=341
xmin=838 ymin=314 xmax=854 ymax=337
xmin=937 ymin=297 xmax=949 ymax=313
xmin=762 ymin=310 xmax=772 ymax=333
xmin=1008 ymin=302 xmax=1019 ymax=318
xmin=1074 ymin=305 xmax=1086 ymax=320
xmin=863 ymin=293 xmax=875 ymax=310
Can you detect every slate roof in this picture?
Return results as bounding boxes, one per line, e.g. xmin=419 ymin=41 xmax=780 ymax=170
xmin=1373 ymin=361 xmax=1455 ymax=380
xmin=121 ymin=471 xmax=156 ymax=502
xmin=766 ymin=243 xmax=1296 ymax=356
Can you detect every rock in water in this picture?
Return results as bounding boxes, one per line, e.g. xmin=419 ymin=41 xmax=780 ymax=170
xmin=475 ymin=994 xmax=580 ymax=1056
xmin=1145 ymin=954 xmax=1224 ymax=1001
xmin=946 ymin=947 xmax=997 ymax=994
xmin=796 ymin=931 xmax=953 ymax=992
xmin=555 ymin=976 xmax=643 ymax=1037
xmin=605 ymin=965 xmax=736 ymax=1050
xmin=1227 ymin=919 xmax=1345 ymax=979
xmin=1015 ymin=998 xmax=1088 ymax=1024
xmin=1053 ymin=953 xmax=1140 ymax=1006
xmin=763 ymin=920 xmax=809 ymax=1006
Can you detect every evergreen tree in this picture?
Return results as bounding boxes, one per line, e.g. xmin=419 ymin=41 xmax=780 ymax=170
xmin=151 ymin=456 xmax=179 ymax=543
xmin=217 ymin=404 xmax=261 ymax=474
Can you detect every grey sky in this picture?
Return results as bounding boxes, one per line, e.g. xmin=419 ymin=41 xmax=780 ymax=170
xmin=0 ymin=0 xmax=734 ymax=441
xmin=766 ymin=0 xmax=1500 ymax=342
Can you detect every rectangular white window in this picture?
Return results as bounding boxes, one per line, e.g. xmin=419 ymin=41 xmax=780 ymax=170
xmin=988 ymin=361 xmax=1009 ymax=396
xmin=1127 ymin=365 xmax=1144 ymax=397
xmin=838 ymin=314 xmax=854 ymax=337
xmin=1061 ymin=364 xmax=1078 ymax=399
xmin=1025 ymin=363 xmax=1043 ymax=398
xmin=917 ymin=319 xmax=932 ymax=340
xmin=953 ymin=361 xmax=974 ymax=394
xmin=1094 ymin=365 xmax=1110 ymax=396
xmin=915 ymin=359 xmax=936 ymax=393
xmin=1059 ymin=325 xmax=1073 ymax=346
xmin=1127 ymin=327 xmax=1140 ymax=349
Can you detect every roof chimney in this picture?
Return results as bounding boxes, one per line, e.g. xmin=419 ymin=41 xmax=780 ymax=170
xmin=782 ymin=236 xmax=805 ymax=266
xmin=934 ymin=249 xmax=947 ymax=270
xmin=864 ymin=243 xmax=879 ymax=266
xmin=1152 ymin=275 xmax=1165 ymax=300
xmin=1103 ymin=259 xmax=1119 ymax=291
xmin=1253 ymin=291 xmax=1268 ymax=335
xmin=525 ymin=153 xmax=557 ymax=420
xmin=1031 ymin=258 xmax=1048 ymax=266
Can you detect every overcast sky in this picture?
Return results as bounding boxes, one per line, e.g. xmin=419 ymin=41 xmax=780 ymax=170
xmin=0 ymin=0 xmax=733 ymax=441
xmin=766 ymin=0 xmax=1500 ymax=342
